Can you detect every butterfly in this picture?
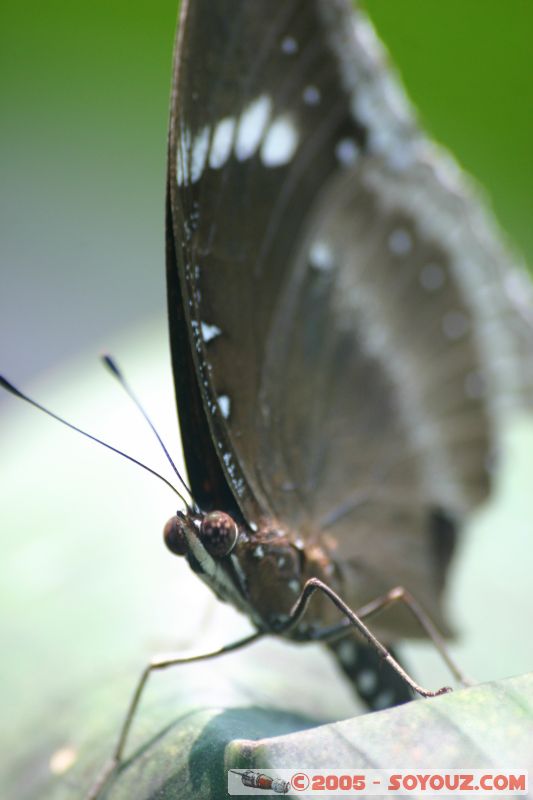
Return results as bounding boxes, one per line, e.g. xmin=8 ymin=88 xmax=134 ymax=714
xmin=162 ymin=0 xmax=533 ymax=708
xmin=2 ymin=1 xmax=532 ymax=798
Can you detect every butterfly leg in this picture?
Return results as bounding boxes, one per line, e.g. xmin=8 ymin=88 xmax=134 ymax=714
xmin=306 ymin=584 xmax=470 ymax=709
xmin=280 ymin=578 xmax=451 ymax=700
xmin=86 ymin=631 xmax=263 ymax=800
xmin=355 ymin=586 xmax=471 ymax=686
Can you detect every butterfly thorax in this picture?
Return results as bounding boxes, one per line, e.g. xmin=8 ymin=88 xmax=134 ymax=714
xmin=164 ymin=509 xmax=342 ymax=635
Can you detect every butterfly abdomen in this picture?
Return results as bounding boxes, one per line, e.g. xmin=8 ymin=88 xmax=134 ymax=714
xmin=328 ymin=636 xmax=415 ymax=710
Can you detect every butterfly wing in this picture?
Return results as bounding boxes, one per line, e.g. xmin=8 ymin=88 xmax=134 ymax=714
xmin=167 ymin=0 xmax=533 ymax=634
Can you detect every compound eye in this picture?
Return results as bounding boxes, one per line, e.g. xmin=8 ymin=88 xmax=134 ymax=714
xmin=163 ymin=516 xmax=188 ymax=556
xmin=200 ymin=511 xmax=238 ymax=558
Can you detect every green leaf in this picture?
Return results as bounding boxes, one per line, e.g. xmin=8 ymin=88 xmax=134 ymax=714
xmin=15 ymin=669 xmax=533 ymax=799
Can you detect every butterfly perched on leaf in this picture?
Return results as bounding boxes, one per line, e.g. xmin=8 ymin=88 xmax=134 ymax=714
xmin=163 ymin=0 xmax=533 ymax=710
xmin=2 ymin=3 xmax=532 ymax=799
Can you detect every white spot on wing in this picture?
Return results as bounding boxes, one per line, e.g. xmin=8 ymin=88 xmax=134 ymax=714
xmin=261 ymin=115 xmax=299 ymax=167
xmin=176 ymin=127 xmax=191 ymax=186
xmin=217 ymin=394 xmax=231 ymax=418
xmin=357 ymin=668 xmax=378 ymax=694
xmin=335 ymin=137 xmax=359 ymax=166
xmin=381 ymin=73 xmax=413 ymax=125
xmin=281 ymin=35 xmax=298 ymax=54
xmin=352 ymin=14 xmax=382 ymax=63
xmin=253 ymin=545 xmax=264 ymax=558
xmin=190 ymin=126 xmax=209 ymax=182
xmin=176 ymin=157 xmax=184 ymax=186
xmin=337 ymin=640 xmax=357 ymax=666
xmin=201 ymin=321 xmax=222 ymax=342
xmin=221 ymin=450 xmax=244 ymax=496
xmin=388 ymin=227 xmax=412 ymax=255
xmin=235 ymin=95 xmax=272 ymax=161
xmin=309 ymin=241 xmax=334 ymax=271
xmin=505 ymin=268 xmax=533 ymax=310
xmin=209 ymin=117 xmax=235 ymax=169
xmin=303 ymin=85 xmax=321 ymax=105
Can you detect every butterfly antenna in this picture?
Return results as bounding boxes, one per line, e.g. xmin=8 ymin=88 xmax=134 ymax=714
xmin=101 ymin=353 xmax=195 ymax=507
xmin=0 ymin=374 xmax=190 ymax=508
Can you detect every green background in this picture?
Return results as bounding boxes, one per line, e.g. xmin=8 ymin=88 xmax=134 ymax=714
xmin=0 ymin=0 xmax=531 ymax=386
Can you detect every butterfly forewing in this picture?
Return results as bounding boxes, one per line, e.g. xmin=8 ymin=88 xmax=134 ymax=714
xmin=168 ymin=0 xmax=370 ymax=520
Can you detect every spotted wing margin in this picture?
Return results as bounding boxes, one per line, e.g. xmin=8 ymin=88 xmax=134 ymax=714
xmin=167 ymin=0 xmax=533 ymax=628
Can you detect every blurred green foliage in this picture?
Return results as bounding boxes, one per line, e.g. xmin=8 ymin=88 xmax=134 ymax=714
xmin=0 ymin=1 xmax=530 ymax=382
xmin=1 ymin=0 xmax=530 ymax=251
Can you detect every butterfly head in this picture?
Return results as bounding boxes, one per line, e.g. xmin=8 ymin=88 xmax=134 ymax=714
xmin=163 ymin=509 xmax=311 ymax=631
xmin=164 ymin=509 xmax=239 ymax=560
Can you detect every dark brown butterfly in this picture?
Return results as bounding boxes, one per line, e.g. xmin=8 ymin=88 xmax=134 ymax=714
xmin=163 ymin=0 xmax=533 ymax=711
xmin=3 ymin=1 xmax=533 ymax=798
